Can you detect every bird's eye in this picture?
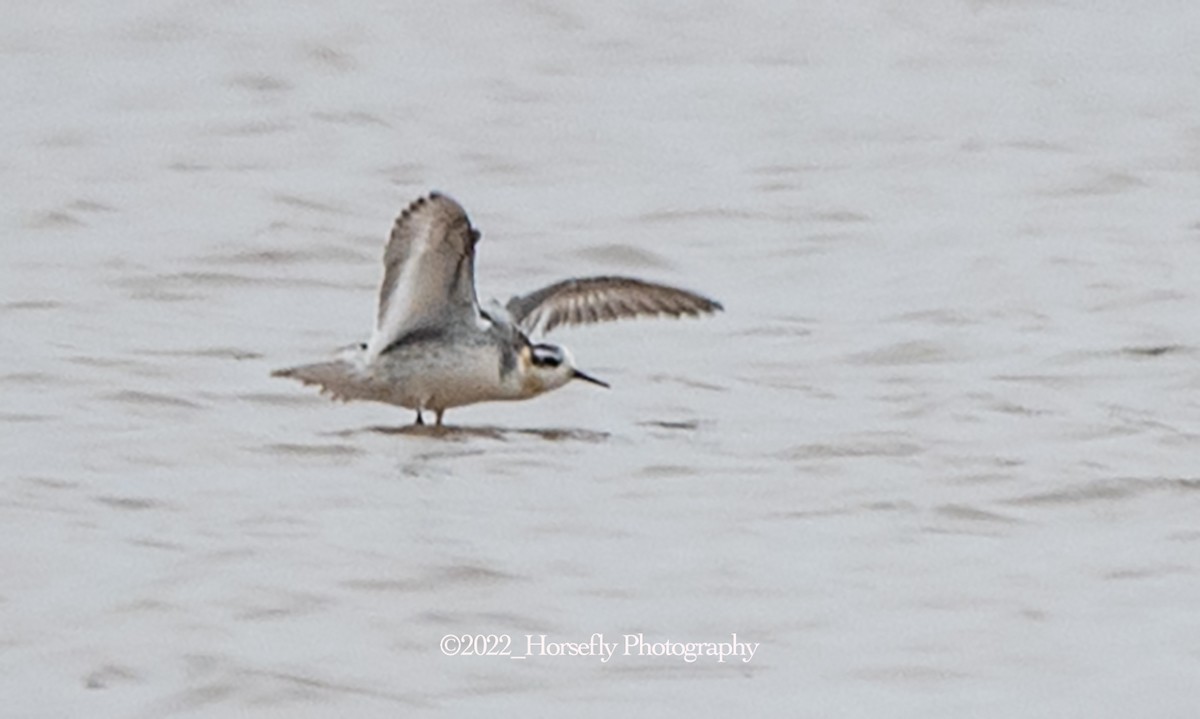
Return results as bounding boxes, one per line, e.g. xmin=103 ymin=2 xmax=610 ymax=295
xmin=532 ymin=345 xmax=562 ymax=367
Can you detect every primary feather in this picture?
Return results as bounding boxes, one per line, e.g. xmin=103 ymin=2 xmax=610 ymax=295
xmin=505 ymin=276 xmax=723 ymax=335
xmin=367 ymin=193 xmax=481 ymax=358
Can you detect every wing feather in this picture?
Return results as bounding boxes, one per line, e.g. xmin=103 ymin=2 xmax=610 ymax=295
xmin=367 ymin=193 xmax=481 ymax=357
xmin=505 ymin=276 xmax=723 ymax=335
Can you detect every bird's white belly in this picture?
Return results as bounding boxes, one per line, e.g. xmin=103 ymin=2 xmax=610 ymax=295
xmin=370 ymin=342 xmax=515 ymax=411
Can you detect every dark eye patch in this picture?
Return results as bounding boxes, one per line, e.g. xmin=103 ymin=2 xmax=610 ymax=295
xmin=531 ymin=345 xmax=562 ymax=367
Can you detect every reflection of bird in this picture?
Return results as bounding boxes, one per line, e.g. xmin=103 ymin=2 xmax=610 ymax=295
xmin=273 ymin=193 xmax=722 ymax=426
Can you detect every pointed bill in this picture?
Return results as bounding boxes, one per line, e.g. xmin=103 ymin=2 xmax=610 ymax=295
xmin=571 ymin=368 xmax=610 ymax=388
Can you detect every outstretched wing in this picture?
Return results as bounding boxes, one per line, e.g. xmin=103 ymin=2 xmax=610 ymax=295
xmin=367 ymin=193 xmax=481 ymax=357
xmin=505 ymin=276 xmax=723 ymax=335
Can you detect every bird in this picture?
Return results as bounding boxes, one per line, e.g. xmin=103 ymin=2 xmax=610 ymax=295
xmin=272 ymin=192 xmax=722 ymax=427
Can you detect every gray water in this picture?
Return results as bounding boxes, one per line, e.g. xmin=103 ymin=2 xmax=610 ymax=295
xmin=4 ymin=2 xmax=1200 ymax=717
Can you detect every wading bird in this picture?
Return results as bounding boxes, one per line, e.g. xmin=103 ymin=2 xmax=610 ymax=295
xmin=273 ymin=193 xmax=722 ymax=426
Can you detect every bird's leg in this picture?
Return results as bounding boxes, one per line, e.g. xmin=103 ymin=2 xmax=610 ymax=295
xmin=435 ymin=409 xmax=445 ymax=427
xmin=414 ymin=409 xmax=425 ymax=426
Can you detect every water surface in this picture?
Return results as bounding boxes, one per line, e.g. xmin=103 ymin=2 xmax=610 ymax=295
xmin=3 ymin=2 xmax=1199 ymax=717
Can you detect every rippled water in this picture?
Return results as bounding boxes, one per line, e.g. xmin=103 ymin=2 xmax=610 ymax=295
xmin=4 ymin=2 xmax=1200 ymax=717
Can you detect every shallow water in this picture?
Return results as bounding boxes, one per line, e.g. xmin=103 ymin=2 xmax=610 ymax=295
xmin=4 ymin=2 xmax=1200 ymax=717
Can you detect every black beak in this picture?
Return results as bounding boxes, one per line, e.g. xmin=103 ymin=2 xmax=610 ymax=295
xmin=571 ymin=369 xmax=610 ymax=388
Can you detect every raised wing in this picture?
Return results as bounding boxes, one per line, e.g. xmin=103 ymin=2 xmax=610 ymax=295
xmin=505 ymin=276 xmax=722 ymax=335
xmin=367 ymin=193 xmax=481 ymax=357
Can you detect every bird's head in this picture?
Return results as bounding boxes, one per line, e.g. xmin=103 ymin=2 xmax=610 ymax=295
xmin=523 ymin=343 xmax=609 ymax=395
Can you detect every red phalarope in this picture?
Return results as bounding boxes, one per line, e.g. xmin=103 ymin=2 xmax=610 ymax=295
xmin=273 ymin=192 xmax=722 ymax=426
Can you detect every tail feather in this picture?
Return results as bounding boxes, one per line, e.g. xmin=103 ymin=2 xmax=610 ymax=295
xmin=272 ymin=360 xmax=372 ymax=402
